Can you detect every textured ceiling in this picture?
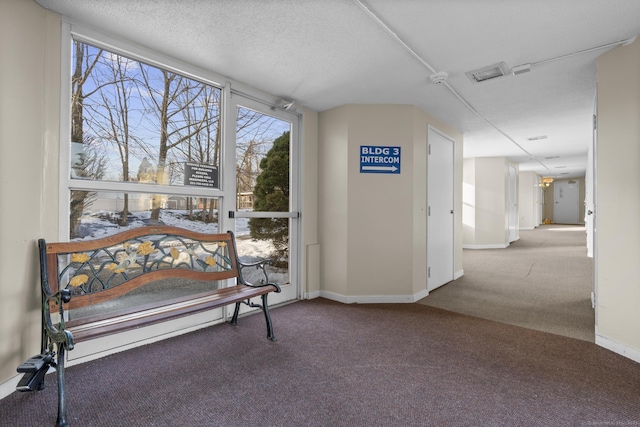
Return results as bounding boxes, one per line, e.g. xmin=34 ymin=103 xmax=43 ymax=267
xmin=35 ymin=0 xmax=640 ymax=179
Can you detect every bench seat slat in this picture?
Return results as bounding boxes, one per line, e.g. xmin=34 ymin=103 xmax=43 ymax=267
xmin=66 ymin=283 xmax=278 ymax=342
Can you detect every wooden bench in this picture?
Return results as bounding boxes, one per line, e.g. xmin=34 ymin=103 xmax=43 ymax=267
xmin=16 ymin=226 xmax=281 ymax=427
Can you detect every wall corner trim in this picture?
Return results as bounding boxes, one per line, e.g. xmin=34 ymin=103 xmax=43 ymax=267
xmin=462 ymin=244 xmax=510 ymax=250
xmin=319 ymin=290 xmax=430 ymax=304
xmin=595 ymin=334 xmax=640 ymax=364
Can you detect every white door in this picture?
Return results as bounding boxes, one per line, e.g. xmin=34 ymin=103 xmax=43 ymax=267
xmin=427 ymin=127 xmax=454 ymax=292
xmin=554 ymin=180 xmax=580 ymax=224
xmin=508 ymin=164 xmax=518 ymax=242
xmin=586 ymin=111 xmax=596 ymax=258
xmin=227 ymin=95 xmax=300 ymax=311
xmin=535 ymin=175 xmax=543 ymax=226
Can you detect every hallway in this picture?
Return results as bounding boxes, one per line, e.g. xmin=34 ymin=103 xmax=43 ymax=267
xmin=419 ymin=225 xmax=595 ymax=341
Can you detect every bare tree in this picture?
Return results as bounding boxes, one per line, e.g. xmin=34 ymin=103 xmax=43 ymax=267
xmin=139 ymin=68 xmax=207 ymax=222
xmin=172 ymin=86 xmax=221 ymax=222
xmin=83 ymin=53 xmax=143 ymax=226
xmin=70 ymin=42 xmax=106 ymax=238
xmin=235 ymin=108 xmax=282 ymax=210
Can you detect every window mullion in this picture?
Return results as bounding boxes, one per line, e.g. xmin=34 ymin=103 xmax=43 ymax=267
xmin=67 ymin=179 xmax=225 ymax=198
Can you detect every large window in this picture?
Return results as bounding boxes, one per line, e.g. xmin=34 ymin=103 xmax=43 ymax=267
xmin=63 ymin=29 xmax=300 ymax=317
xmin=69 ymin=39 xmax=222 ymax=240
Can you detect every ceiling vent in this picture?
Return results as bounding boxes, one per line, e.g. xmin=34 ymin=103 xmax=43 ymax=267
xmin=466 ymin=62 xmax=509 ymax=84
xmin=527 ymin=135 xmax=548 ymax=141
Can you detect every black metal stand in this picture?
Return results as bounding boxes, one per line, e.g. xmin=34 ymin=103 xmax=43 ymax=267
xmin=230 ymin=296 xmax=277 ymax=341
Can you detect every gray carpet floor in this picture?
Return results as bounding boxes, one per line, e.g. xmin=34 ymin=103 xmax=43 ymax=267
xmin=419 ymin=224 xmax=595 ymax=342
xmin=2 ymin=298 xmax=639 ymax=426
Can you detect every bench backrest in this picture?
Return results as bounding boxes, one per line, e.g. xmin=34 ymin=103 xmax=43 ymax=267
xmin=40 ymin=226 xmax=241 ymax=311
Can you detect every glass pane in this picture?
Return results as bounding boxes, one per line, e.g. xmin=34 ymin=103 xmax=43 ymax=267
xmin=235 ymin=106 xmax=291 ymax=212
xmin=235 ymin=219 xmax=290 ymax=285
xmin=235 ymin=106 xmax=291 ymax=283
xmin=65 ymin=232 xmax=232 ymax=322
xmin=70 ymin=40 xmax=221 ymax=189
xmin=70 ymin=190 xmax=218 ymax=240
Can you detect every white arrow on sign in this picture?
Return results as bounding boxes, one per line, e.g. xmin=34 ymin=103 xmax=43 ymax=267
xmin=361 ymin=165 xmax=398 ymax=172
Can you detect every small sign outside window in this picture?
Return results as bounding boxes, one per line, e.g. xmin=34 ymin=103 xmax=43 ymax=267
xmin=184 ymin=162 xmax=219 ymax=188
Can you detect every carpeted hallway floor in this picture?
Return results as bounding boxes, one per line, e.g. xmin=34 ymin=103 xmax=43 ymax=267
xmin=418 ymin=224 xmax=595 ymax=342
xmin=2 ymin=298 xmax=638 ymax=426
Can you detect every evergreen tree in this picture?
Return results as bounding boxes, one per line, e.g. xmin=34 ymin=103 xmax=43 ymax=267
xmin=249 ymin=131 xmax=289 ymax=267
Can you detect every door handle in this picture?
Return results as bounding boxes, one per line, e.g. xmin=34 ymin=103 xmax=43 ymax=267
xmin=587 ymin=210 xmax=593 ymax=215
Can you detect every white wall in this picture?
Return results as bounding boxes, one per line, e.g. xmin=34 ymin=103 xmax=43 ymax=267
xmin=595 ymin=38 xmax=640 ymax=362
xmin=0 ymin=0 xmax=62 ymax=393
xmin=518 ymin=171 xmax=539 ymax=230
xmin=318 ymin=104 xmax=463 ymax=302
xmin=462 ymin=157 xmax=513 ymax=248
xmin=543 ymin=178 xmax=586 ymax=225
xmin=302 ymin=109 xmax=320 ymax=299
xmin=317 ymin=106 xmax=350 ymax=297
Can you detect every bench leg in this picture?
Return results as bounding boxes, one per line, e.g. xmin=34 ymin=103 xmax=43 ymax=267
xmin=55 ymin=344 xmax=69 ymax=427
xmin=229 ymin=296 xmax=276 ymax=341
xmin=230 ymin=302 xmax=241 ymax=325
xmin=261 ymin=294 xmax=276 ymax=341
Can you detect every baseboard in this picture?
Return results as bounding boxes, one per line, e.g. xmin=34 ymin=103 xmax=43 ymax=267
xmin=414 ymin=289 xmax=429 ymax=301
xmin=519 ymin=227 xmax=535 ymax=230
xmin=0 ymin=365 xmax=60 ymax=401
xmin=463 ymin=243 xmax=509 ymax=249
xmin=319 ymin=290 xmax=429 ymax=304
xmin=454 ymin=269 xmax=464 ymax=280
xmin=0 ymin=374 xmax=21 ymax=401
xmin=595 ymin=334 xmax=640 ymax=364
xmin=304 ymin=290 xmax=321 ymax=299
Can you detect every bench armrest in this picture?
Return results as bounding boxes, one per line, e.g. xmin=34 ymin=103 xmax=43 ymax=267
xmin=237 ymin=258 xmax=281 ymax=293
xmin=39 ymin=239 xmax=75 ymax=351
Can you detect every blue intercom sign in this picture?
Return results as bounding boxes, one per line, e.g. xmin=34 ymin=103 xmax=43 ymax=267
xmin=360 ymin=145 xmax=401 ymax=174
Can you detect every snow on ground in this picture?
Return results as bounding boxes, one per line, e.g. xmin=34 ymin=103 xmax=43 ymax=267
xmin=76 ymin=209 xmax=288 ymax=284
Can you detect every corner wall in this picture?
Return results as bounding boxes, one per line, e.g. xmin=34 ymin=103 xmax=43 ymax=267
xmin=301 ymin=109 xmax=320 ymax=298
xmin=462 ymin=157 xmax=511 ymax=248
xmin=518 ymin=171 xmax=539 ymax=230
xmin=595 ymin=38 xmax=640 ymax=362
xmin=0 ymin=0 xmax=62 ymax=394
xmin=318 ymin=104 xmax=462 ymax=302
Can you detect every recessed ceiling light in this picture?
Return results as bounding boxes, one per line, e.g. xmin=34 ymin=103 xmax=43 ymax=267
xmin=527 ymin=135 xmax=548 ymax=141
xmin=465 ymin=62 xmax=509 ymax=83
xmin=545 ymin=156 xmax=559 ymax=159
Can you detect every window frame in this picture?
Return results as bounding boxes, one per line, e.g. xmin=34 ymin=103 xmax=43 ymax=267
xmin=59 ymin=21 xmax=302 ymax=301
xmin=60 ymin=21 xmax=234 ymax=240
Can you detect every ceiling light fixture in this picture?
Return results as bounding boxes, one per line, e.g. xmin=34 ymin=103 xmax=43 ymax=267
xmin=542 ymin=177 xmax=554 ymax=187
xmin=465 ymin=62 xmax=510 ymax=84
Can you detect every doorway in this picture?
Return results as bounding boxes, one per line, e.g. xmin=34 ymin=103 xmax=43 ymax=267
xmin=227 ymin=95 xmax=300 ymax=310
xmin=508 ymin=164 xmax=518 ymax=243
xmin=554 ymin=180 xmax=580 ymax=224
xmin=427 ymin=127 xmax=454 ymax=292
